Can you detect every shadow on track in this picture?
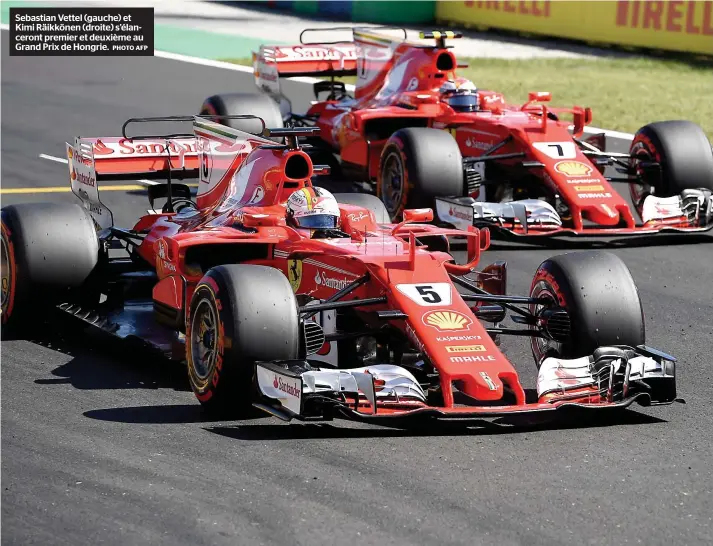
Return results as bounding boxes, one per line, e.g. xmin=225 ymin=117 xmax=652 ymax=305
xmin=81 ymin=400 xmax=666 ymax=434
xmin=23 ymin=313 xmax=190 ymax=393
xmin=83 ymin=404 xmax=230 ymax=424
xmin=83 ymin=403 xmax=268 ymax=424
xmin=204 ymin=409 xmax=667 ymax=440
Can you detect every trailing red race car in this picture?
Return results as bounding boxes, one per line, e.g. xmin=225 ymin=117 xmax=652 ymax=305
xmin=1 ymin=117 xmax=678 ymax=423
xmin=200 ymin=27 xmax=713 ymax=239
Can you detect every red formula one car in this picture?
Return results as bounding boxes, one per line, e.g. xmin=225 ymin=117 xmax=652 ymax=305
xmin=200 ymin=27 xmax=713 ymax=239
xmin=0 ymin=117 xmax=678 ymax=423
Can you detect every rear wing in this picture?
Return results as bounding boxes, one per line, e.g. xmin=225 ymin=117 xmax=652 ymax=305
xmin=353 ymin=29 xmax=463 ymax=101
xmin=252 ymin=26 xmax=406 ymax=99
xmin=65 ymin=116 xmax=272 ymax=229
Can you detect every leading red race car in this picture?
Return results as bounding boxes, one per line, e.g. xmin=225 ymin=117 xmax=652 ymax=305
xmin=200 ymin=26 xmax=713 ymax=239
xmin=1 ymin=117 xmax=678 ymax=423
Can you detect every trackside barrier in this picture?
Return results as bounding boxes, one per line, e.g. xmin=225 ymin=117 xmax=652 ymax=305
xmin=435 ymin=0 xmax=713 ymax=56
xmin=255 ymin=0 xmax=436 ymax=24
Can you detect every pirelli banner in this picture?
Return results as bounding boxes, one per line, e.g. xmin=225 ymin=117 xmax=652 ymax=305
xmin=436 ymin=1 xmax=713 ymax=56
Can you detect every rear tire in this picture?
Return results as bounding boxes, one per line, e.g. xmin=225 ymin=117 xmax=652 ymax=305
xmin=378 ymin=128 xmax=464 ymax=220
xmin=199 ymin=92 xmax=284 ymax=137
xmin=529 ymin=251 xmax=645 ymax=367
xmin=629 ymin=120 xmax=713 ymax=209
xmin=1 ymin=203 xmax=99 ymax=332
xmin=186 ymin=264 xmax=300 ymax=417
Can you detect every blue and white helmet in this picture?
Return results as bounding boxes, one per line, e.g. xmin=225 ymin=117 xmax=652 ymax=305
xmin=440 ymin=78 xmax=479 ymax=112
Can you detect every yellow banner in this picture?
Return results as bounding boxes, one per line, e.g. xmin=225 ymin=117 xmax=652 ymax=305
xmin=435 ymin=1 xmax=713 ymax=55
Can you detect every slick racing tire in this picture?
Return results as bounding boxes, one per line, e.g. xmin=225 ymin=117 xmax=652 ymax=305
xmin=1 ymin=203 xmax=100 ymax=332
xmin=629 ymin=120 xmax=713 ymax=208
xmin=199 ymin=92 xmax=284 ymax=138
xmin=378 ymin=128 xmax=464 ymax=221
xmin=528 ymin=251 xmax=645 ymax=367
xmin=334 ymin=192 xmax=390 ymax=224
xmin=186 ymin=264 xmax=300 ymax=417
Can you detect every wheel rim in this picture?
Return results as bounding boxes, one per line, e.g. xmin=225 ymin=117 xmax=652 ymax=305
xmin=1 ymin=231 xmax=11 ymax=312
xmin=529 ymin=281 xmax=563 ymax=366
xmin=381 ymin=151 xmax=405 ymax=216
xmin=190 ymin=297 xmax=219 ymax=382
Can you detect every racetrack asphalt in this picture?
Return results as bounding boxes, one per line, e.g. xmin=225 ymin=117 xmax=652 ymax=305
xmin=2 ymin=30 xmax=713 ymax=546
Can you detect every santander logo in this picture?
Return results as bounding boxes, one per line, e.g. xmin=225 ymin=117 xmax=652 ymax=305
xmin=93 ymin=140 xmax=114 ymax=156
xmin=274 ymin=375 xmax=300 ymax=399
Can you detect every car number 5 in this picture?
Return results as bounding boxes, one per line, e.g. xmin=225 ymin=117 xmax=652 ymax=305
xmin=416 ymin=285 xmax=441 ymax=304
xmin=396 ymin=283 xmax=452 ymax=306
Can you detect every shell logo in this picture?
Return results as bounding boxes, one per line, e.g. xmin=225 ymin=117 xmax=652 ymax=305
xmin=554 ymin=161 xmax=592 ymax=177
xmin=423 ymin=310 xmax=472 ymax=332
xmin=67 ymin=147 xmax=73 ymax=159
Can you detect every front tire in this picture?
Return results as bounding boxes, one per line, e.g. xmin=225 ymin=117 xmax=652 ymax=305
xmin=629 ymin=120 xmax=713 ymax=210
xmin=529 ymin=251 xmax=645 ymax=367
xmin=1 ymin=203 xmax=99 ymax=331
xmin=378 ymin=128 xmax=464 ymax=220
xmin=186 ymin=264 xmax=300 ymax=417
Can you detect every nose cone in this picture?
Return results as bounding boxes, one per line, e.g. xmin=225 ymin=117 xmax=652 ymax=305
xmin=587 ymin=204 xmax=620 ymax=226
xmin=453 ymin=368 xmax=504 ymax=401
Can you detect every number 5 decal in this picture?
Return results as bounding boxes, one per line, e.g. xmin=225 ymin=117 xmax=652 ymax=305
xmin=396 ymin=283 xmax=452 ymax=306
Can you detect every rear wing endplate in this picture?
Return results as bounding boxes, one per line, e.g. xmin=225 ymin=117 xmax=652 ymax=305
xmin=64 ymin=115 xmax=271 ymax=229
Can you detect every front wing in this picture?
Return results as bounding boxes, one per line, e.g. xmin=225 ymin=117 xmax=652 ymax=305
xmin=434 ymin=196 xmax=713 ymax=240
xmin=253 ymin=346 xmax=677 ymax=425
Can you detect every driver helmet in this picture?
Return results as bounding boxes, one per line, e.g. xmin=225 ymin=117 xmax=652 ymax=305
xmin=286 ymin=186 xmax=341 ymax=231
xmin=440 ymin=77 xmax=479 ymax=112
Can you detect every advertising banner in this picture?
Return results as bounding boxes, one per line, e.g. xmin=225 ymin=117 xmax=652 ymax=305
xmin=436 ymin=1 xmax=713 ymax=56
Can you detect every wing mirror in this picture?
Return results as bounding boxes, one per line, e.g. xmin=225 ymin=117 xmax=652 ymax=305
xmin=584 ymin=107 xmax=593 ymax=125
xmin=528 ymin=91 xmax=551 ymax=103
xmin=572 ymin=107 xmax=588 ymax=137
xmin=240 ymin=212 xmax=285 ymax=227
xmin=402 ymin=208 xmax=434 ymax=223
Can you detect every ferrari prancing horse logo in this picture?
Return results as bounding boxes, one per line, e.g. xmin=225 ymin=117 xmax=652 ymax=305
xmin=288 ymin=259 xmax=302 ymax=292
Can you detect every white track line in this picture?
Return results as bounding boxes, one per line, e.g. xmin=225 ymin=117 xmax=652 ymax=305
xmin=38 ymin=154 xmax=158 ymax=185
xmin=39 ymin=153 xmax=68 ymax=164
xmin=1 ymin=23 xmax=632 ymax=140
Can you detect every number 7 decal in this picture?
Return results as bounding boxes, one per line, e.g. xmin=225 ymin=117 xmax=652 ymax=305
xmin=532 ymin=141 xmax=576 ymax=159
xmin=548 ymin=144 xmax=563 ymax=156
